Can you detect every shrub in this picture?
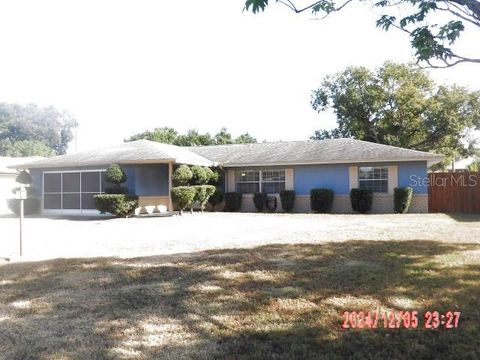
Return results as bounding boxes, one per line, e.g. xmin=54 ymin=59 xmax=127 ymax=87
xmin=106 ymin=164 xmax=127 ymax=184
xmin=224 ymin=192 xmax=242 ymax=212
xmin=310 ymin=188 xmax=334 ymax=213
xmin=172 ymin=165 xmax=193 ymax=186
xmin=204 ymin=168 xmax=215 ymax=184
xmin=253 ymin=192 xmax=267 ymax=212
xmin=208 ymin=188 xmax=224 ymax=210
xmin=350 ymin=188 xmax=373 ymax=214
xmin=94 ymin=194 xmax=139 ymax=217
xmin=394 ymin=187 xmax=413 ymax=214
xmin=193 ymin=185 xmax=216 ymax=212
xmin=171 ymin=186 xmax=196 ymax=215
xmin=105 ymin=185 xmax=129 ymax=195
xmin=16 ymin=170 xmax=32 ymax=185
xmin=95 ymin=164 xmax=137 ymax=217
xmin=191 ymin=166 xmax=211 ymax=185
xmin=208 ymin=168 xmax=223 ymax=186
xmin=7 ymin=198 xmax=40 ymax=215
xmin=280 ymin=190 xmax=295 ymax=213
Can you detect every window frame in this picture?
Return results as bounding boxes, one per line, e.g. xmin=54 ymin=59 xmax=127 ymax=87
xmin=42 ymin=169 xmax=107 ymax=212
xmin=358 ymin=166 xmax=389 ymax=193
xmin=235 ymin=169 xmax=286 ymax=194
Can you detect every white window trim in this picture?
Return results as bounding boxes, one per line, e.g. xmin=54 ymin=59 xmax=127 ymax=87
xmin=42 ymin=169 xmax=107 ymax=213
xmin=358 ymin=167 xmax=389 ymax=193
xmin=235 ymin=169 xmax=286 ymax=194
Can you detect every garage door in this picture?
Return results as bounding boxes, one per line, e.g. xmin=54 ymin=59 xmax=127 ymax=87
xmin=43 ymin=170 xmax=107 ymax=212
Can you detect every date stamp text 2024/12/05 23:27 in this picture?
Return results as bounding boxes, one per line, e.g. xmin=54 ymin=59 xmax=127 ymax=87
xmin=341 ymin=311 xmax=461 ymax=329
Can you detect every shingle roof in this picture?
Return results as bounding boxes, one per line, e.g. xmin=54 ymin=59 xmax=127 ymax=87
xmin=14 ymin=138 xmax=443 ymax=170
xmin=0 ymin=156 xmax=45 ymax=174
xmin=190 ymin=138 xmax=443 ymax=167
xmin=15 ymin=140 xmax=214 ymax=169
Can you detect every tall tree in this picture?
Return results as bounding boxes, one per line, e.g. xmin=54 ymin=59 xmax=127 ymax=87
xmin=311 ymin=62 xmax=480 ymax=168
xmin=214 ymin=127 xmax=234 ymax=145
xmin=126 ymin=127 xmax=258 ymax=145
xmin=126 ymin=127 xmax=178 ymax=144
xmin=175 ymin=129 xmax=215 ymax=146
xmin=235 ymin=133 xmax=257 ymax=144
xmin=244 ymin=0 xmax=480 ymax=67
xmin=0 ymin=139 xmax=55 ymax=157
xmin=0 ymin=103 xmax=77 ymax=156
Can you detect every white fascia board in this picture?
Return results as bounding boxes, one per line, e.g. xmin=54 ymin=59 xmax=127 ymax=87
xmin=220 ymin=157 xmax=443 ymax=168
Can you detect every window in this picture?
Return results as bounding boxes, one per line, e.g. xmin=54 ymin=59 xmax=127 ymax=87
xmin=359 ymin=167 xmax=388 ymax=193
xmin=235 ymin=169 xmax=286 ymax=194
xmin=43 ymin=170 xmax=107 ymax=211
xmin=235 ymin=170 xmax=260 ymax=194
xmin=261 ymin=170 xmax=286 ymax=194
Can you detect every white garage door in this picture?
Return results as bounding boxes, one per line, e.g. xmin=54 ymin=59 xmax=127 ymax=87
xmin=43 ymin=170 xmax=107 ymax=213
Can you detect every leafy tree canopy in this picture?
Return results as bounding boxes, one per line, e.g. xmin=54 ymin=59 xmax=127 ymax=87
xmin=0 ymin=139 xmax=55 ymax=157
xmin=235 ymin=132 xmax=257 ymax=144
xmin=0 ymin=103 xmax=77 ymax=156
xmin=244 ymin=0 xmax=480 ymax=67
xmin=106 ymin=164 xmax=127 ymax=185
xmin=126 ymin=127 xmax=257 ymax=146
xmin=310 ymin=62 xmax=480 ymax=169
xmin=467 ymin=159 xmax=480 ymax=171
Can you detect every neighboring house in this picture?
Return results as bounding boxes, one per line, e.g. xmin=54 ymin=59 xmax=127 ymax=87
xmin=13 ymin=139 xmax=442 ymax=215
xmin=0 ymin=156 xmax=45 ymax=215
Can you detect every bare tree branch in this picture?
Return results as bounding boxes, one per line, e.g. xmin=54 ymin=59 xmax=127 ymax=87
xmin=440 ymin=1 xmax=480 ymax=27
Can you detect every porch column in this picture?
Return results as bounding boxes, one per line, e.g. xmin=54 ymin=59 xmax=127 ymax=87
xmin=168 ymin=162 xmax=173 ymax=213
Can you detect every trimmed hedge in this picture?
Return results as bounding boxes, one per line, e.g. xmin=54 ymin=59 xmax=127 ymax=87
xmin=280 ymin=190 xmax=295 ymax=213
xmin=394 ymin=187 xmax=413 ymax=214
xmin=350 ymin=188 xmax=373 ymax=213
xmin=191 ymin=166 xmax=211 ymax=185
xmin=105 ymin=185 xmax=129 ymax=194
xmin=310 ymin=188 xmax=334 ymax=213
xmin=225 ymin=192 xmax=242 ymax=212
xmin=94 ymin=194 xmax=139 ymax=217
xmin=193 ymin=185 xmax=216 ymax=212
xmin=172 ymin=165 xmax=193 ymax=186
xmin=208 ymin=168 xmax=223 ymax=186
xmin=7 ymin=198 xmax=40 ymax=216
xmin=106 ymin=164 xmax=127 ymax=184
xmin=208 ymin=188 xmax=224 ymax=210
xmin=16 ymin=170 xmax=33 ymax=185
xmin=253 ymin=192 xmax=267 ymax=212
xmin=171 ymin=186 xmax=196 ymax=215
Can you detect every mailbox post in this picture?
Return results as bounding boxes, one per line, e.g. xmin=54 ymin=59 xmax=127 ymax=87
xmin=15 ymin=186 xmax=27 ymax=257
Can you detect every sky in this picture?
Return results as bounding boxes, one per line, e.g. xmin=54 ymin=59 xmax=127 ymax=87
xmin=0 ymin=0 xmax=479 ymax=152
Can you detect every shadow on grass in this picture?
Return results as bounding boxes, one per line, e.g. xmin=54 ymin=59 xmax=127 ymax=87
xmin=0 ymin=240 xmax=479 ymax=359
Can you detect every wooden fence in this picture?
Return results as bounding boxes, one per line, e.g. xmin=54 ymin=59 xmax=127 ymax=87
xmin=428 ymin=172 xmax=480 ymax=213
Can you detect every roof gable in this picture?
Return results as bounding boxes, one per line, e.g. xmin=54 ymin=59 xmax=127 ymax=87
xmin=15 ymin=140 xmax=214 ymax=169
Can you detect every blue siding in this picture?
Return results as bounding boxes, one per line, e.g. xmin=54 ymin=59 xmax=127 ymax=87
xmin=134 ymin=164 xmax=169 ymax=196
xmin=294 ymin=164 xmax=351 ymax=195
xmin=28 ymin=163 xmax=169 ymax=197
xmin=29 ymin=169 xmax=43 ymax=197
xmin=398 ymin=161 xmax=428 ymax=194
xmin=228 ymin=161 xmax=429 ymax=196
xmin=120 ymin=165 xmax=136 ymax=194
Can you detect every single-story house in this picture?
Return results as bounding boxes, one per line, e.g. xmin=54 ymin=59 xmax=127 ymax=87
xmin=0 ymin=156 xmax=45 ymax=215
xmin=14 ymin=138 xmax=442 ymax=215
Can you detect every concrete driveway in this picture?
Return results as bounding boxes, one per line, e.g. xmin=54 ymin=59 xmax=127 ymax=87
xmin=1 ymin=213 xmax=480 ymax=262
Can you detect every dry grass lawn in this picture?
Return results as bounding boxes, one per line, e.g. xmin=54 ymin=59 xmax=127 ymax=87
xmin=1 ymin=237 xmax=480 ymax=359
